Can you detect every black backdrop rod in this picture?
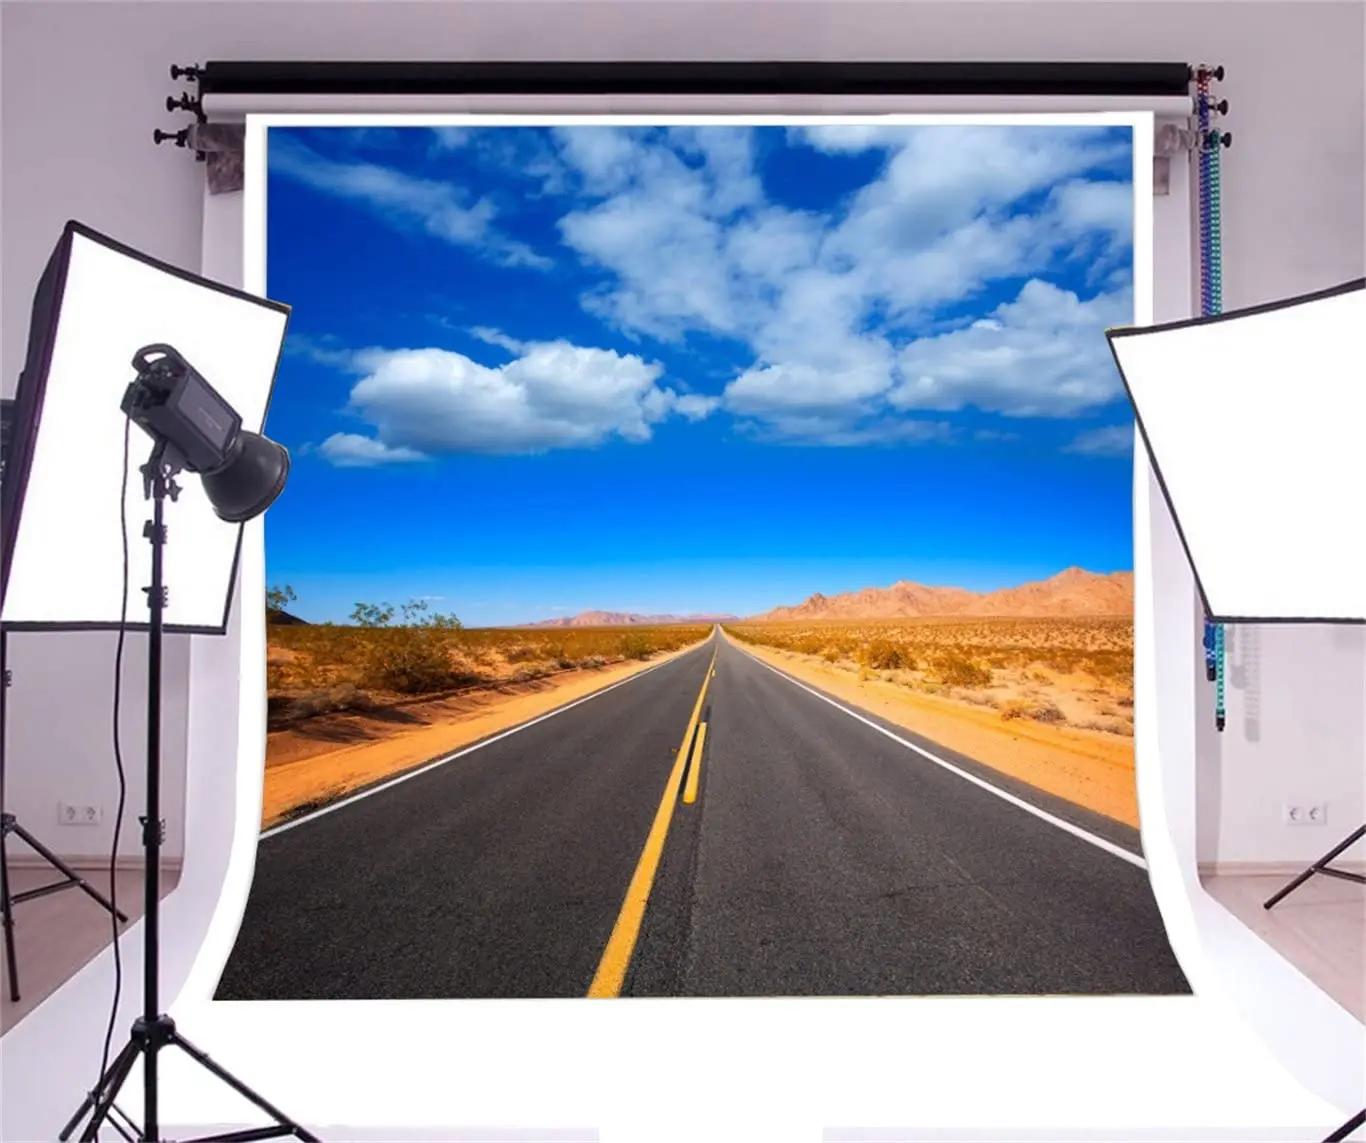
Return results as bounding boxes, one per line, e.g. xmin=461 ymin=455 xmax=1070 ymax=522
xmin=193 ymin=59 xmax=1196 ymax=98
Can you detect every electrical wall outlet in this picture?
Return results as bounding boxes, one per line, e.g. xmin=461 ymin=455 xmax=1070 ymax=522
xmin=58 ymin=802 xmax=103 ymax=826
xmin=1283 ymin=803 xmax=1328 ymax=827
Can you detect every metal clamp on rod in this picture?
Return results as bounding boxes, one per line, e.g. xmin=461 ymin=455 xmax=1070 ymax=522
xmin=157 ymin=64 xmax=206 ymax=160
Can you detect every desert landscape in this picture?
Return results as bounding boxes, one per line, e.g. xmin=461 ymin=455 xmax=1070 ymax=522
xmin=730 ymin=567 xmax=1135 ymax=737
xmin=263 ymin=568 xmax=1136 ymax=829
xmin=263 ymin=609 xmax=712 ymax=826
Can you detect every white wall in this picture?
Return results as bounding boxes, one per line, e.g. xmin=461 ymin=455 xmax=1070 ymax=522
xmin=2 ymin=4 xmax=1364 ymax=1141
xmin=2 ymin=629 xmax=189 ymax=863
xmin=0 ymin=1 xmax=1362 ymax=869
xmin=1208 ymin=624 xmax=1366 ymax=865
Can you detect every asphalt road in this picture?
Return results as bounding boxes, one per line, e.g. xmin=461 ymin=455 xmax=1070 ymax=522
xmin=216 ymin=630 xmax=1189 ymax=1000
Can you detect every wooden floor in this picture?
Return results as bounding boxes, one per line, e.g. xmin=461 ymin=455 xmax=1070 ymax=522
xmin=1 ymin=862 xmax=180 ymax=1033
xmin=1203 ymin=870 xmax=1366 ymax=1023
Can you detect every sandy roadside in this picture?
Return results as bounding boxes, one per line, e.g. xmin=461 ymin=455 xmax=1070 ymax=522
xmin=261 ymin=637 xmax=711 ymax=829
xmin=725 ymin=633 xmax=1139 ymax=828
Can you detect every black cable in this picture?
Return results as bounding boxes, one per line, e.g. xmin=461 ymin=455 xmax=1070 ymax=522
xmin=95 ymin=414 xmax=133 ymax=1137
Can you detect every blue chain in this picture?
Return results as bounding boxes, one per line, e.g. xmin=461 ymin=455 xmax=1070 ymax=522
xmin=1196 ymin=71 xmax=1226 ymax=732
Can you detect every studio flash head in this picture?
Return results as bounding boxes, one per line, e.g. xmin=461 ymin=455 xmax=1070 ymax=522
xmin=124 ymin=343 xmax=291 ymax=523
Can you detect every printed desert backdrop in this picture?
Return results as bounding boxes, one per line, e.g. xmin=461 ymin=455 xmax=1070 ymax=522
xmin=216 ymin=120 xmax=1187 ymax=1002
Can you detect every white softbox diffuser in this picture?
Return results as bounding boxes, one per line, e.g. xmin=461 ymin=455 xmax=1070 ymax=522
xmin=1 ymin=222 xmax=289 ymax=633
xmin=1108 ymin=278 xmax=1366 ymax=624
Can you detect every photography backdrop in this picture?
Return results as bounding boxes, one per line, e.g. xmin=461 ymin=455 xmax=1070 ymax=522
xmin=216 ymin=114 xmax=1190 ymax=1006
xmin=1 ymin=4 xmax=1363 ymax=1142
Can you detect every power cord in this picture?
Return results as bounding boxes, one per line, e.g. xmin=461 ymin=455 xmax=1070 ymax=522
xmin=94 ymin=414 xmax=133 ymax=1138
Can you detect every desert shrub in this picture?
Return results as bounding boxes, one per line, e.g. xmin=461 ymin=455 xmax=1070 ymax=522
xmin=266 ymin=662 xmax=290 ymax=692
xmin=268 ymin=683 xmax=373 ymax=729
xmin=359 ymin=628 xmax=471 ymax=694
xmin=960 ymin=691 xmax=998 ymax=707
xmin=618 ymin=632 xmax=653 ymax=660
xmin=861 ymin=638 xmax=906 ymax=671
xmin=1000 ymin=698 xmax=1066 ymax=724
xmin=933 ymin=652 xmax=992 ymax=688
xmin=822 ymin=646 xmax=841 ymax=663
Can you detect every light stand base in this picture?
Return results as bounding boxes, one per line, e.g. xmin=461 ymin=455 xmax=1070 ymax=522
xmin=1264 ymin=824 xmax=1366 ymax=910
xmin=61 ymin=1012 xmax=320 ymax=1143
xmin=1325 ymin=1108 xmax=1366 ymax=1142
xmin=1 ymin=810 xmax=129 ymax=1003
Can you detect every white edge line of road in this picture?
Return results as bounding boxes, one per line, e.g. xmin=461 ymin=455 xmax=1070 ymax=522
xmin=730 ymin=638 xmax=1148 ymax=871
xmin=259 ymin=636 xmax=717 ymax=841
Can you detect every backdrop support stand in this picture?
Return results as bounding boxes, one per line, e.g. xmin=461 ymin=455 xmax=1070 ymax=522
xmin=1263 ymin=824 xmax=1366 ymax=910
xmin=59 ymin=448 xmax=317 ymax=1143
xmin=0 ymin=626 xmax=130 ymax=1004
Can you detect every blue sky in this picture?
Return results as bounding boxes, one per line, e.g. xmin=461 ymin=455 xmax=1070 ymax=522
xmin=263 ymin=122 xmax=1137 ymax=627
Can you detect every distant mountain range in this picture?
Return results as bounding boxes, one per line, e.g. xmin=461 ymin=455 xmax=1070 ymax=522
xmin=515 ymin=569 xmax=1130 ymax=627
xmin=523 ymin=610 xmax=740 ymax=627
xmin=751 ymin=568 xmax=1133 ymax=621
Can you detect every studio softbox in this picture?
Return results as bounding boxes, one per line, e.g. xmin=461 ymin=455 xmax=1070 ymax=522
xmin=1107 ymin=278 xmax=1366 ymax=625
xmin=0 ymin=221 xmax=290 ymax=633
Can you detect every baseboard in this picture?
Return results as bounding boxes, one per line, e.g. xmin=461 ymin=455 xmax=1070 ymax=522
xmin=3 ymin=851 xmax=183 ymax=875
xmin=1199 ymin=860 xmax=1366 ymax=878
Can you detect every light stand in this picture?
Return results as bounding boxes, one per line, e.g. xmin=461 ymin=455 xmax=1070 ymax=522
xmin=1263 ymin=825 xmax=1366 ymax=911
xmin=60 ymin=444 xmax=316 ymax=1143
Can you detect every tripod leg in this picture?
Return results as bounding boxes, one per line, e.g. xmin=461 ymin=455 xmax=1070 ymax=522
xmin=1265 ymin=824 xmax=1366 ymax=910
xmin=58 ymin=1036 xmax=142 ymax=1142
xmin=1325 ymin=1108 xmax=1366 ymax=1142
xmin=168 ymin=1031 xmax=322 ymax=1142
xmin=1263 ymin=864 xmax=1318 ymax=910
xmin=1 ymin=826 xmax=20 ymax=1002
xmin=8 ymin=820 xmax=130 ymax=922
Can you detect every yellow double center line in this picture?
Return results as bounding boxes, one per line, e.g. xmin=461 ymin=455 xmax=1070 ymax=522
xmin=586 ymin=646 xmax=717 ymax=998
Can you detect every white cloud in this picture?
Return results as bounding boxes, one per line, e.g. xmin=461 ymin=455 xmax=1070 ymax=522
xmin=469 ymin=327 xmax=528 ymax=354
xmin=547 ymin=124 xmax=1134 ymax=443
xmin=284 ymin=332 xmax=362 ymax=370
xmin=1067 ymin=424 xmax=1134 ymax=457
xmin=890 ymin=279 xmax=1133 ymax=418
xmin=674 ymin=393 xmax=722 ymax=420
xmin=317 ymin=433 xmax=427 ymax=467
xmin=737 ymin=414 xmax=952 ymax=448
xmin=270 ymin=135 xmax=552 ymax=270
xmin=292 ymin=125 xmax=1137 ymax=452
xmin=319 ymin=340 xmax=716 ymax=461
xmin=430 ymin=127 xmax=473 ymax=150
xmin=790 ymin=124 xmax=915 ymax=153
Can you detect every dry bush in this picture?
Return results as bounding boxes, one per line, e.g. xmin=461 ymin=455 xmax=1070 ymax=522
xmin=1000 ymin=697 xmax=1066 ymax=724
xmin=268 ymin=683 xmax=374 ymax=729
xmin=932 ymin=651 xmax=993 ymax=689
xmin=357 ymin=627 xmax=480 ymax=695
xmin=861 ymin=638 xmax=907 ymax=671
xmin=268 ymin=621 xmax=710 ymax=719
xmin=617 ymin=632 xmax=654 ymax=660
